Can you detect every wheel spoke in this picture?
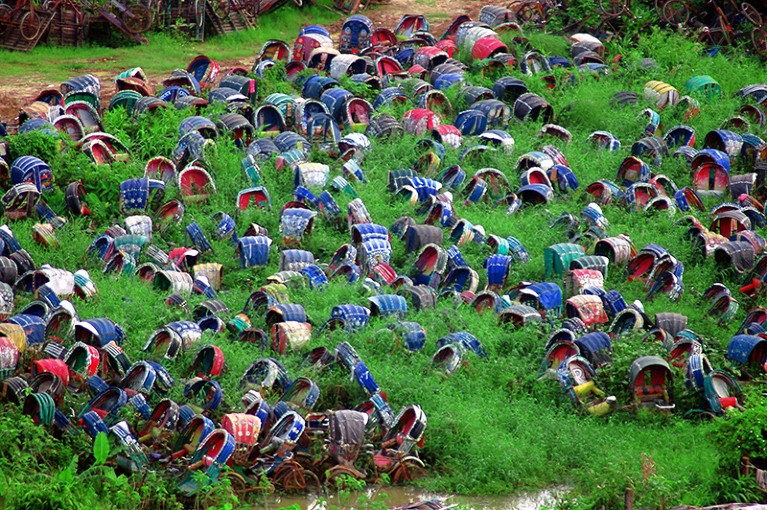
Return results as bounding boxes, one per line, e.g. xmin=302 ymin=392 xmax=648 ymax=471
xmin=20 ymin=10 xmax=41 ymax=40
xmin=599 ymin=0 xmax=625 ymax=17
xmin=662 ymin=0 xmax=689 ymax=25
xmin=741 ymin=3 xmax=761 ymax=27
xmin=752 ymin=28 xmax=767 ymax=55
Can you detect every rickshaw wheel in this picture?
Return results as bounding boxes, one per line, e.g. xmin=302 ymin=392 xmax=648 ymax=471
xmin=708 ymin=26 xmax=730 ymax=47
xmin=516 ymin=3 xmax=545 ymax=25
xmin=213 ymin=0 xmax=230 ymax=17
xmin=19 ymin=10 xmax=41 ymax=41
xmin=661 ymin=0 xmax=689 ymax=25
xmin=752 ymin=28 xmax=767 ymax=57
xmin=303 ymin=469 xmax=322 ymax=494
xmin=325 ymin=465 xmax=363 ymax=486
xmin=390 ymin=457 xmax=426 ymax=484
xmin=0 ymin=2 xmax=12 ymax=36
xmin=741 ymin=2 xmax=762 ymax=27
xmin=683 ymin=409 xmax=717 ymax=421
xmin=598 ymin=0 xmax=626 ymax=16
xmin=274 ymin=462 xmax=322 ymax=494
xmin=292 ymin=450 xmax=317 ymax=468
xmin=225 ymin=470 xmax=255 ymax=494
xmin=123 ymin=3 xmax=153 ymax=34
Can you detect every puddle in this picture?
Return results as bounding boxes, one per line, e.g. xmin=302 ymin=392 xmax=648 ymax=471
xmin=256 ymin=485 xmax=569 ymax=510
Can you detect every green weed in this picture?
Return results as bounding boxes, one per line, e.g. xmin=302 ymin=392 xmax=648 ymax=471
xmin=1 ymin=5 xmax=767 ymax=509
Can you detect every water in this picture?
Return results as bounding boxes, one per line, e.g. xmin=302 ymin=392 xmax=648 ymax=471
xmin=256 ymin=485 xmax=569 ymax=510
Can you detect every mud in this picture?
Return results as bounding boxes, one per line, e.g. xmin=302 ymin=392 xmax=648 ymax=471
xmin=260 ymin=485 xmax=570 ymax=510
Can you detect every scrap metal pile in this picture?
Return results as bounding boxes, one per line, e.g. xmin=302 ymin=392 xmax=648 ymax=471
xmin=3 ymin=3 xmax=767 ymax=498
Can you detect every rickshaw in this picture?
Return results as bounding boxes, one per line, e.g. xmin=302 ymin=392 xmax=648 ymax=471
xmin=373 ymin=404 xmax=427 ymax=483
xmin=726 ymin=334 xmax=767 ymax=378
xmin=628 ymin=356 xmax=675 ymax=413
xmin=322 ymin=409 xmax=370 ymax=484
xmin=556 ymin=355 xmax=615 ymax=416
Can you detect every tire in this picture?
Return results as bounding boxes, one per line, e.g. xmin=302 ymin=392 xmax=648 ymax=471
xmin=516 ymin=2 xmax=545 ymax=25
xmin=661 ymin=0 xmax=689 ymax=25
xmin=225 ymin=471 xmax=253 ymax=495
xmin=324 ymin=465 xmax=363 ymax=487
xmin=752 ymin=27 xmax=767 ymax=56
xmin=302 ymin=468 xmax=322 ymax=495
xmin=123 ymin=3 xmax=153 ymax=33
xmin=0 ymin=2 xmax=11 ymax=20
xmin=273 ymin=463 xmax=321 ymax=493
xmin=740 ymin=2 xmax=762 ymax=27
xmin=213 ymin=0 xmax=230 ymax=18
xmin=390 ymin=457 xmax=426 ymax=484
xmin=599 ymin=0 xmax=626 ymax=17
xmin=19 ymin=9 xmax=41 ymax=41
xmin=0 ymin=4 xmax=11 ymax=37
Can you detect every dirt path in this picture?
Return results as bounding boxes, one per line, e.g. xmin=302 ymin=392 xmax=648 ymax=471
xmin=332 ymin=0 xmax=492 ymax=34
xmin=0 ymin=0 xmax=505 ymax=126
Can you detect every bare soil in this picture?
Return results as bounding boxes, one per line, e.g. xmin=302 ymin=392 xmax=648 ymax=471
xmin=327 ymin=0 xmax=491 ymax=34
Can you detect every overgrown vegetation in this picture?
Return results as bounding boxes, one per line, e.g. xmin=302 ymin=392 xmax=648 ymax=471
xmin=2 ymin=3 xmax=767 ymax=510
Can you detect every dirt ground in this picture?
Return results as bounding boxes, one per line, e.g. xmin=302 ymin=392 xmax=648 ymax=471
xmin=0 ymin=0 xmax=498 ymax=127
xmin=329 ymin=0 xmax=491 ymax=33
xmin=0 ymin=65 xmax=122 ymax=122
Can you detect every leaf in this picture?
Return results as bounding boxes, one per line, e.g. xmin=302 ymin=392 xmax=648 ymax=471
xmin=57 ymin=454 xmax=78 ymax=483
xmin=58 ymin=466 xmax=73 ymax=483
xmin=93 ymin=432 xmax=109 ymax=466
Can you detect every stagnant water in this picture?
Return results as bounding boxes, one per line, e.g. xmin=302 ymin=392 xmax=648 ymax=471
xmin=256 ymin=485 xmax=569 ymax=510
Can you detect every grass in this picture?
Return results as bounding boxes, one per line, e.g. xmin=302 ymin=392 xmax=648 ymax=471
xmin=2 ymin=6 xmax=767 ymax=510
